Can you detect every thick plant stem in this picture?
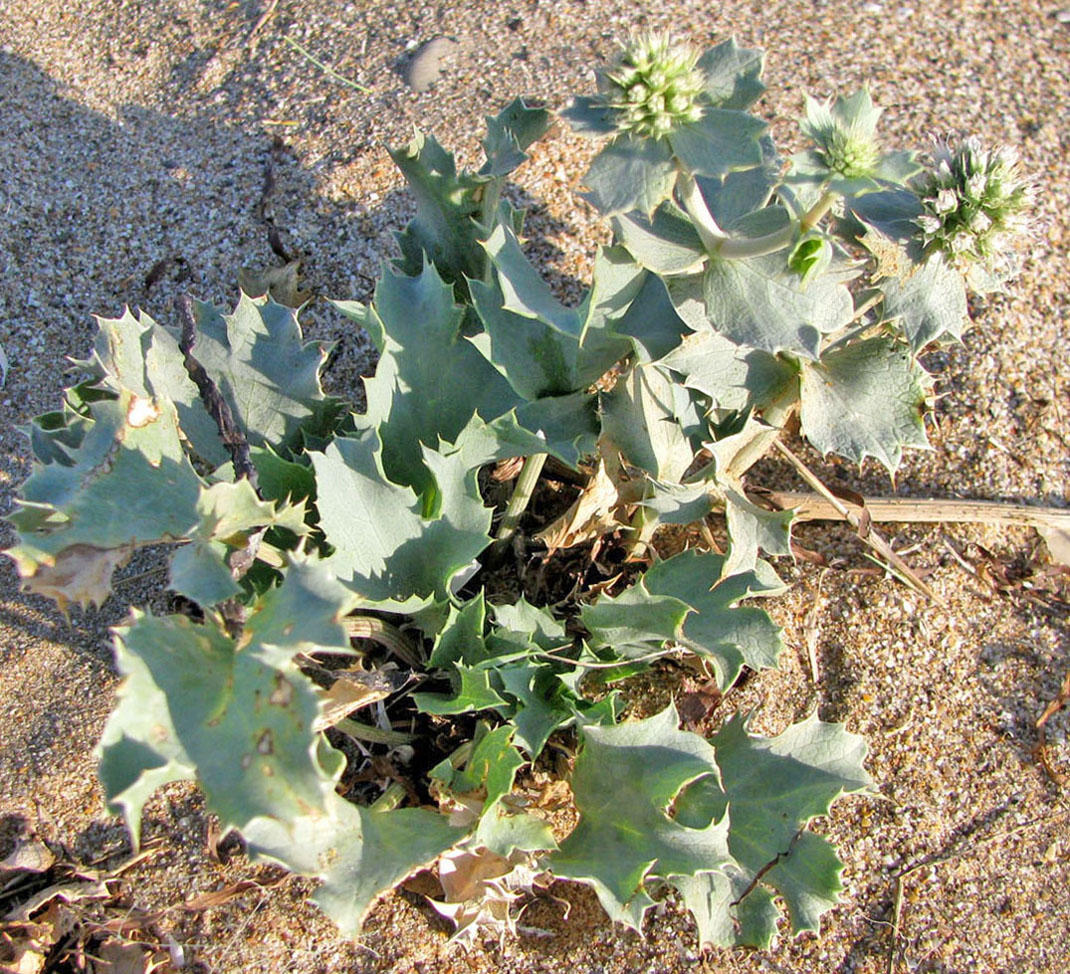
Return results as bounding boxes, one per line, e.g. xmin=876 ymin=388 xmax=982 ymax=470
xmin=370 ymin=782 xmax=406 ymax=811
xmin=676 ymin=170 xmax=730 ymax=252
xmin=681 ymin=185 xmax=842 ymax=261
xmin=495 ymin=452 xmax=548 ymax=542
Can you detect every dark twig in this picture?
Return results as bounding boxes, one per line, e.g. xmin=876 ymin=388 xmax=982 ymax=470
xmin=1034 ymin=668 xmax=1070 ymax=786
xmin=177 ymin=294 xmax=258 ymax=489
xmin=177 ymin=295 xmax=263 ymax=634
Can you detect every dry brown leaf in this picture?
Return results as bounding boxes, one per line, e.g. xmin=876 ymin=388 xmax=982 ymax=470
xmin=237 ymin=261 xmax=309 ymax=307
xmin=428 ymin=847 xmax=544 ymax=946
xmin=0 ymin=840 xmax=55 ymax=879
xmin=4 ymin=880 xmax=110 ymax=923
xmin=183 ymin=874 xmax=287 ymax=912
xmin=90 ymin=940 xmax=150 ymax=974
xmin=1039 ymin=525 xmax=1070 ymax=568
xmin=535 ymin=456 xmax=626 ymax=552
xmin=311 ymin=671 xmax=394 ymax=733
xmin=21 ymin=544 xmax=134 ymax=612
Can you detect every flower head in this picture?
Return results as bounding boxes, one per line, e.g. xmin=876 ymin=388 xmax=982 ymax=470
xmin=598 ymin=33 xmax=705 ymax=139
xmin=800 ymin=89 xmax=883 ymax=181
xmin=913 ymin=137 xmax=1033 ymax=275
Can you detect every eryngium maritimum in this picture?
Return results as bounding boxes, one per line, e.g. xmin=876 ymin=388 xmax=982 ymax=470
xmin=600 ymin=33 xmax=705 ymax=140
xmin=914 ymin=137 xmax=1033 ymax=268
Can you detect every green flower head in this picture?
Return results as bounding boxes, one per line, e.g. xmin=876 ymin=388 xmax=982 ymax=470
xmin=598 ymin=32 xmax=705 ymax=140
xmin=913 ymin=137 xmax=1033 ymax=273
xmin=800 ymin=89 xmax=882 ymax=180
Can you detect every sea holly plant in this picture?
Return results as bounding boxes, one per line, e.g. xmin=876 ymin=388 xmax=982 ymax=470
xmin=6 ymin=33 xmax=1032 ymax=953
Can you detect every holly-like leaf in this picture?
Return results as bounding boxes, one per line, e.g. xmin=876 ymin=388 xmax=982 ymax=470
xmin=608 ymin=273 xmax=691 ymax=363
xmin=169 ymin=479 xmax=307 ymax=607
xmin=313 ymin=430 xmax=492 ymax=605
xmin=667 ymin=110 xmax=766 ymax=179
xmin=878 ymin=253 xmax=969 ymax=352
xmin=670 ymin=713 xmax=872 ymax=948
xmin=799 ymin=338 xmax=931 ymax=472
xmin=662 ymin=329 xmax=797 ymax=414
xmin=7 ymin=389 xmax=202 ymax=610
xmin=429 ymin=593 xmax=490 ymax=668
xmin=99 ymin=556 xmax=358 ymax=844
xmin=600 ymin=363 xmax=695 ymax=481
xmin=470 ymin=225 xmax=634 ymax=399
xmin=81 ymin=308 xmax=227 ymax=466
xmin=723 ymin=486 xmax=794 ymax=576
xmin=696 ymin=253 xmax=855 ymax=358
xmin=560 ymin=95 xmax=618 ymax=137
xmin=611 ymin=201 xmax=705 ymax=275
xmin=414 ymin=666 xmax=508 ymax=715
xmin=491 ymin=596 xmax=567 ymax=652
xmin=580 ymin=582 xmax=692 ymax=659
xmin=312 ymin=798 xmax=463 ymax=938
xmin=96 ymin=647 xmax=197 ymax=844
xmin=551 ymin=705 xmax=732 ymax=930
xmin=432 ymin=723 xmax=556 ymax=855
xmin=187 ymin=293 xmax=339 ymax=453
xmin=580 ymin=135 xmax=678 ymax=217
xmin=479 ymin=98 xmax=552 ymax=177
xmin=642 ymin=549 xmax=785 ymax=688
xmin=335 ymin=263 xmax=520 ymax=493
xmin=388 ymin=130 xmax=489 ymax=288
xmin=696 ymin=38 xmax=766 ymax=110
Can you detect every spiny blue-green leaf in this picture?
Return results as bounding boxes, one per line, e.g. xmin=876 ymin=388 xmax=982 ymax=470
xmin=413 ymin=665 xmax=508 ymax=715
xmin=580 ymin=582 xmax=692 ymax=659
xmin=479 ymin=97 xmax=552 ymax=177
xmin=498 ymin=662 xmax=574 ymax=758
xmin=609 ymin=273 xmax=691 ymax=363
xmin=491 ymin=596 xmax=568 ymax=651
xmin=22 ymin=406 xmax=94 ymax=466
xmin=667 ymin=110 xmax=766 ymax=178
xmin=188 ymin=293 xmax=339 ymax=453
xmin=339 ymin=262 xmax=520 ymax=493
xmin=313 ymin=430 xmax=492 ymax=604
xmin=560 ymin=95 xmax=618 ymax=137
xmin=489 ymin=394 xmax=600 ymax=471
xmin=842 ymin=189 xmax=925 ymax=246
xmin=799 ymin=337 xmax=931 ymax=472
xmin=693 ymin=145 xmax=780 ymax=231
xmin=696 ymin=38 xmax=766 ymax=110
xmin=551 ymin=705 xmax=732 ymax=930
xmin=600 ymin=363 xmax=696 ymax=481
xmin=642 ymin=549 xmax=786 ymax=689
xmin=429 ymin=593 xmax=489 ymax=668
xmin=80 ymin=308 xmax=227 ymax=466
xmin=313 ymin=799 xmax=463 ymax=938
xmin=637 ymin=480 xmax=714 ymax=525
xmin=169 ymin=479 xmax=308 ymax=607
xmin=96 ymin=647 xmax=197 ymax=845
xmin=431 ymin=724 xmax=555 ymax=855
xmin=662 ymin=329 xmax=798 ymax=414
xmin=878 ymin=253 xmax=968 ymax=352
xmin=580 ymin=135 xmax=677 ymax=217
xmin=723 ymin=486 xmax=794 ymax=576
xmin=697 ymin=252 xmax=855 ymax=358
xmin=611 ymin=201 xmax=706 ymax=275
xmin=7 ymin=389 xmax=202 ymax=610
xmin=389 ymin=129 xmax=489 ymax=288
xmin=469 ymin=225 xmax=634 ymax=399
xmin=670 ymin=713 xmax=872 ymax=947
xmin=103 ymin=557 xmax=358 ymax=840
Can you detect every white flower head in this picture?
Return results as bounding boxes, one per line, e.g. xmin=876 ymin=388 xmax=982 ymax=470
xmin=913 ymin=135 xmax=1034 ymax=278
